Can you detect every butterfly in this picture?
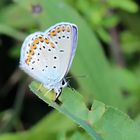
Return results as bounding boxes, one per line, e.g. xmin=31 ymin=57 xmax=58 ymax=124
xmin=19 ymin=22 xmax=78 ymax=98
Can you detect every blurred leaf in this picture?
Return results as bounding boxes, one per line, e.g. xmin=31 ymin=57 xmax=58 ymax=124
xmin=113 ymin=67 xmax=140 ymax=113
xmin=121 ymin=30 xmax=140 ymax=54
xmin=76 ymin=0 xmax=90 ymax=14
xmin=121 ymin=12 xmax=140 ymax=36
xmin=0 ymin=111 xmax=76 ymax=140
xmin=108 ymin=0 xmax=138 ymax=13
xmin=29 ymin=111 xmax=76 ymax=140
xmin=135 ymin=114 xmax=140 ymax=126
xmin=9 ymin=45 xmax=20 ymax=58
xmin=0 ymin=4 xmax=36 ymax=29
xmin=0 ymin=24 xmax=26 ymax=41
xmin=102 ymin=15 xmax=120 ymax=28
xmin=96 ymin=27 xmax=111 ymax=43
xmin=90 ymin=5 xmax=106 ymax=26
xmin=114 ymin=67 xmax=140 ymax=93
xmin=0 ymin=0 xmax=9 ymax=8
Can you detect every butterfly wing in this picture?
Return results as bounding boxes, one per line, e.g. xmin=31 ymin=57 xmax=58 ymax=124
xmin=20 ymin=32 xmax=61 ymax=87
xmin=45 ymin=22 xmax=78 ymax=82
xmin=20 ymin=22 xmax=78 ymax=89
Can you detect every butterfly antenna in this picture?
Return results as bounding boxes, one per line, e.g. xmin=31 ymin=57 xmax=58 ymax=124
xmin=66 ymin=75 xmax=88 ymax=80
xmin=67 ymin=79 xmax=74 ymax=91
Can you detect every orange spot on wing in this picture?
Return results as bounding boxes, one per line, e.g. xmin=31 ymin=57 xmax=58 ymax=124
xmin=50 ymin=30 xmax=57 ymax=37
xmin=25 ymin=57 xmax=31 ymax=65
xmin=50 ymin=42 xmax=55 ymax=48
xmin=67 ymin=26 xmax=71 ymax=32
xmin=25 ymin=59 xmax=29 ymax=65
xmin=62 ymin=26 xmax=65 ymax=32
xmin=33 ymin=38 xmax=39 ymax=44
xmin=30 ymin=50 xmax=34 ymax=56
xmin=45 ymin=38 xmax=50 ymax=44
xmin=39 ymin=36 xmax=44 ymax=42
xmin=30 ymin=44 xmax=37 ymax=49
xmin=56 ymin=27 xmax=61 ymax=33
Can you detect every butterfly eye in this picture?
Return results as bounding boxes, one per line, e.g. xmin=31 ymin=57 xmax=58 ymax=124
xmin=62 ymin=80 xmax=65 ymax=86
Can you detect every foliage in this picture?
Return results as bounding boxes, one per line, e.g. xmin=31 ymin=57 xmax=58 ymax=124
xmin=0 ymin=0 xmax=140 ymax=140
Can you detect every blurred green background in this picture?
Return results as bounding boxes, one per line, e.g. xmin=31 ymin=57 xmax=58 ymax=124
xmin=0 ymin=0 xmax=140 ymax=139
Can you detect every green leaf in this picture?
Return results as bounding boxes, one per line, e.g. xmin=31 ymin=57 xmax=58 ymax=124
xmin=102 ymin=15 xmax=120 ymax=28
xmin=68 ymin=131 xmax=93 ymax=140
xmin=29 ymin=81 xmax=140 ymax=140
xmin=96 ymin=27 xmax=111 ymax=43
xmin=29 ymin=81 xmax=103 ymax=140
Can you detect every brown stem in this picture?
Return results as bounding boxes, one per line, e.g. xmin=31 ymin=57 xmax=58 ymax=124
xmin=109 ymin=27 xmax=126 ymax=67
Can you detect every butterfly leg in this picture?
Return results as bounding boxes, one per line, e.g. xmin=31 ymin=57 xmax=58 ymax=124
xmin=55 ymin=92 xmax=60 ymax=99
xmin=62 ymin=78 xmax=67 ymax=87
xmin=37 ymin=83 xmax=43 ymax=91
xmin=54 ymin=87 xmax=62 ymax=99
xmin=44 ymin=88 xmax=52 ymax=96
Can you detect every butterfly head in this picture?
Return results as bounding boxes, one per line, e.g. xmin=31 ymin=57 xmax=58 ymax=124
xmin=52 ymin=78 xmax=67 ymax=98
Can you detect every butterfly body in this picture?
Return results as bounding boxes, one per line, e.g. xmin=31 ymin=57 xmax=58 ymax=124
xmin=20 ymin=22 xmax=78 ymax=97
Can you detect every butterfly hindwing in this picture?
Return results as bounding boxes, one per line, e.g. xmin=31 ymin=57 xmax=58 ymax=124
xmin=20 ymin=32 xmax=61 ymax=86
